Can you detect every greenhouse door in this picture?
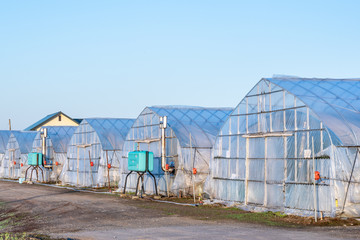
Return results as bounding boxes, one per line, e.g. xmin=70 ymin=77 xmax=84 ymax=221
xmin=8 ymin=149 xmax=15 ymax=178
xmin=76 ymin=145 xmax=93 ymax=186
xmin=265 ymin=137 xmax=285 ymax=208
xmin=245 ymin=136 xmax=285 ymax=208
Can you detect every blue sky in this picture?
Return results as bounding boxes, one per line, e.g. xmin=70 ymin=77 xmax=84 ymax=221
xmin=1 ymin=1 xmax=359 ymax=130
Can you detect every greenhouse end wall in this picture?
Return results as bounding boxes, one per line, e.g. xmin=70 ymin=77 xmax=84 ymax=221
xmin=32 ymin=126 xmax=77 ymax=182
xmin=119 ymin=106 xmax=232 ymax=196
xmin=0 ymin=131 xmax=37 ymax=180
xmin=61 ymin=118 xmax=134 ymax=187
xmin=206 ymin=78 xmax=360 ymax=217
xmin=0 ymin=131 xmax=13 ymax=178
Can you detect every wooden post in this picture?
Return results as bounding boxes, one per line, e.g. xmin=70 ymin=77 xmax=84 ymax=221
xmin=88 ymin=151 xmax=94 ymax=187
xmin=294 ymin=99 xmax=298 ymax=182
xmin=307 ymin=108 xmax=310 ymax=182
xmin=190 ymin=133 xmax=195 ymax=203
xmin=76 ymin=147 xmax=79 ymax=186
xmin=83 ymin=148 xmax=86 ymax=186
xmin=106 ymin=150 xmax=111 ymax=192
xmin=245 ymin=137 xmax=249 ymax=204
xmin=269 ymin=83 xmax=272 ymax=132
xmin=312 ymin=137 xmax=317 ymax=222
xmin=264 ymin=137 xmax=268 ymax=207
xmin=283 ymin=136 xmax=287 ymax=207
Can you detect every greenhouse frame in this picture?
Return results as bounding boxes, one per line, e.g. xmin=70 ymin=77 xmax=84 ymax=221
xmin=119 ymin=106 xmax=233 ymax=196
xmin=60 ymin=118 xmax=135 ymax=187
xmin=32 ymin=126 xmax=77 ymax=182
xmin=0 ymin=131 xmax=37 ymax=179
xmin=206 ymin=77 xmax=360 ymax=217
xmin=0 ymin=131 xmax=16 ymax=178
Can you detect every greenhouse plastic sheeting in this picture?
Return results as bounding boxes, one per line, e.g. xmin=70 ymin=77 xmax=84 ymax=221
xmin=119 ymin=106 xmax=233 ymax=196
xmin=60 ymin=118 xmax=135 ymax=187
xmin=205 ymin=77 xmax=360 ymax=217
xmin=32 ymin=126 xmax=77 ymax=182
xmin=0 ymin=131 xmax=14 ymax=175
xmin=0 ymin=131 xmax=37 ymax=179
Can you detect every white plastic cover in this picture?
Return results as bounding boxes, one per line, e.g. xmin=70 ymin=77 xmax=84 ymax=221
xmin=269 ymin=78 xmax=360 ymax=146
xmin=206 ymin=78 xmax=360 ymax=217
xmin=0 ymin=131 xmax=37 ymax=179
xmin=32 ymin=126 xmax=77 ymax=182
xmin=119 ymin=106 xmax=232 ymax=196
xmin=60 ymin=118 xmax=135 ymax=187
xmin=0 ymin=131 xmax=13 ymax=174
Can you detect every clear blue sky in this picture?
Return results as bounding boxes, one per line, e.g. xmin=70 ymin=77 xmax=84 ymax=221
xmin=1 ymin=1 xmax=360 ymax=130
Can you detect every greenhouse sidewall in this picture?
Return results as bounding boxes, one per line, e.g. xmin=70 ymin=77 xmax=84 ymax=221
xmin=1 ymin=138 xmax=22 ymax=179
xmin=204 ymin=79 xmax=360 ymax=217
xmin=119 ymin=107 xmax=216 ymax=196
xmin=332 ymin=146 xmax=360 ymax=217
xmin=96 ymin=150 xmax=122 ymax=187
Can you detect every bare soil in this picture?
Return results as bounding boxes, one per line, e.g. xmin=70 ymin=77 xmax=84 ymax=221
xmin=0 ymin=180 xmax=360 ymax=240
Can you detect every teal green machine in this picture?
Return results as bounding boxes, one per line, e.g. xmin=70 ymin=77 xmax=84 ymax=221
xmin=28 ymin=152 xmax=43 ymax=166
xmin=128 ymin=151 xmax=154 ymax=172
xmin=123 ymin=151 xmax=158 ymax=196
xmin=25 ymin=153 xmax=45 ymax=182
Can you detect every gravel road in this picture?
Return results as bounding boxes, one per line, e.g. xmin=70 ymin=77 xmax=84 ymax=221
xmin=0 ymin=180 xmax=359 ymax=240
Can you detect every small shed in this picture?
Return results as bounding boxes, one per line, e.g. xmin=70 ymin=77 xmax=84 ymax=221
xmin=25 ymin=111 xmax=81 ymax=131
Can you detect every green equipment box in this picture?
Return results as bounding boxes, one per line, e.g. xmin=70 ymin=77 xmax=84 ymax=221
xmin=128 ymin=151 xmax=154 ymax=172
xmin=28 ymin=153 xmax=43 ymax=166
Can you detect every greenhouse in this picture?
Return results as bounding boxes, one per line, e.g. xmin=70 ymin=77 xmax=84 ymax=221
xmin=0 ymin=131 xmax=37 ymax=179
xmin=119 ymin=106 xmax=233 ymax=196
xmin=32 ymin=126 xmax=77 ymax=182
xmin=0 ymin=131 xmax=16 ymax=178
xmin=60 ymin=118 xmax=135 ymax=187
xmin=205 ymin=77 xmax=360 ymax=217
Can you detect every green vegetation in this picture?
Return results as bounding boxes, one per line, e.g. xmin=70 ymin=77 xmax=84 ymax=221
xmin=226 ymin=211 xmax=292 ymax=227
xmin=0 ymin=233 xmax=64 ymax=240
xmin=128 ymin=197 xmax=360 ymax=227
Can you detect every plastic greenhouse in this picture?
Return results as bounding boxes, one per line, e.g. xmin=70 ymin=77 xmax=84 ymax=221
xmin=206 ymin=77 xmax=360 ymax=217
xmin=119 ymin=106 xmax=233 ymax=196
xmin=0 ymin=131 xmax=37 ymax=179
xmin=31 ymin=126 xmax=77 ymax=182
xmin=60 ymin=118 xmax=135 ymax=187
xmin=0 ymin=131 xmax=16 ymax=178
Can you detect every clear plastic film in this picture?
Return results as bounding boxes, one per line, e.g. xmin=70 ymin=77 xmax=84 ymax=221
xmin=0 ymin=131 xmax=13 ymax=177
xmin=31 ymin=126 xmax=77 ymax=182
xmin=60 ymin=118 xmax=134 ymax=187
xmin=0 ymin=131 xmax=37 ymax=179
xmin=206 ymin=78 xmax=360 ymax=217
xmin=119 ymin=106 xmax=232 ymax=196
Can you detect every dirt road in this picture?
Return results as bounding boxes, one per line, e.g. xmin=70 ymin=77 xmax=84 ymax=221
xmin=0 ymin=180 xmax=359 ymax=240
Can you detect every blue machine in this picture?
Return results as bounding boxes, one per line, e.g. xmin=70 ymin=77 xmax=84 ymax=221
xmin=128 ymin=151 xmax=154 ymax=172
xmin=28 ymin=153 xmax=43 ymax=166
xmin=123 ymin=151 xmax=158 ymax=196
xmin=25 ymin=153 xmax=45 ymax=182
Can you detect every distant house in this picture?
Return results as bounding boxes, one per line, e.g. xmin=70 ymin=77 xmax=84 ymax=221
xmin=24 ymin=111 xmax=82 ymax=131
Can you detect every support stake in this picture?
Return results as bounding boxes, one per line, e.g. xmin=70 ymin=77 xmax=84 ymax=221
xmin=312 ymin=137 xmax=317 ymax=222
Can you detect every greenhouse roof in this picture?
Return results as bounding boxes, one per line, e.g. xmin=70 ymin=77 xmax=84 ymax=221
xmin=10 ymin=131 xmax=38 ymax=154
xmin=39 ymin=126 xmax=77 ymax=153
xmin=266 ymin=77 xmax=360 ymax=146
xmin=148 ymin=106 xmax=233 ymax=148
xmin=0 ymin=130 xmax=15 ymax=153
xmin=83 ymin=118 xmax=135 ymax=150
